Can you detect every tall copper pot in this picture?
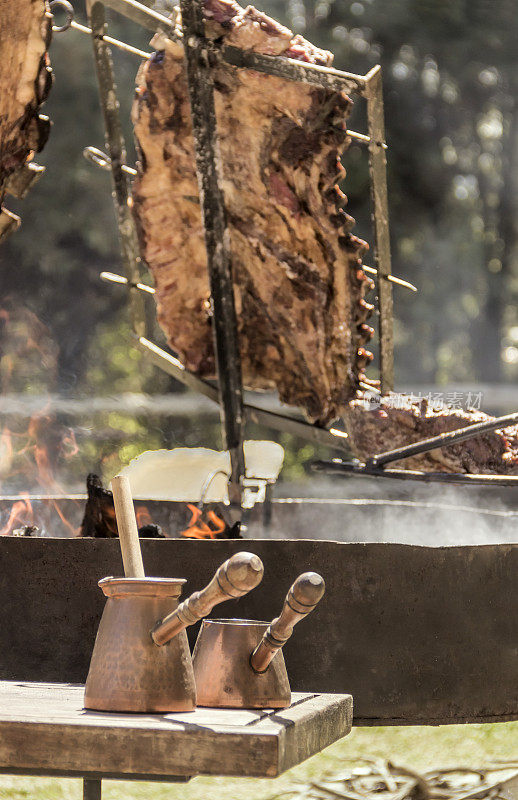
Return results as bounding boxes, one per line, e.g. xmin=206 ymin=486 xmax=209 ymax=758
xmin=84 ymin=577 xmax=196 ymax=713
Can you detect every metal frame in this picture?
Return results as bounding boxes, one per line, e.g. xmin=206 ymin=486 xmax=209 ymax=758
xmin=81 ymin=0 xmax=394 ymax=513
xmin=57 ymin=0 xmax=514 ymax=501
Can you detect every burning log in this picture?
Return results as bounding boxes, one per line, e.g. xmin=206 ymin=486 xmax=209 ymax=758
xmin=131 ymin=0 xmax=373 ymax=425
xmin=344 ymin=394 xmax=518 ymax=475
xmin=0 ymin=0 xmax=53 ymax=240
xmin=79 ymin=474 xmax=166 ymax=538
xmin=79 ymin=474 xmax=241 ymax=538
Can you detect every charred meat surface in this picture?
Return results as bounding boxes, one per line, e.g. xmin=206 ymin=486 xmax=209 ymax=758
xmin=132 ymin=0 xmax=373 ymax=425
xmin=0 ymin=0 xmax=53 ymax=239
xmin=345 ymin=394 xmax=518 ymax=475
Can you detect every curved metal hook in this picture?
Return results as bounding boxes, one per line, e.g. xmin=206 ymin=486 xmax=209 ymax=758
xmin=49 ymin=0 xmax=74 ymax=32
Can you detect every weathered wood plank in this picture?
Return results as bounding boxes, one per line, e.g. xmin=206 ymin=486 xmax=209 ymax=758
xmin=0 ymin=682 xmax=352 ymax=779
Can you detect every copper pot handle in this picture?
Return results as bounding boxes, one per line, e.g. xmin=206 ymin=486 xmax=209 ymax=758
xmin=151 ymin=551 xmax=264 ymax=646
xmin=250 ymin=572 xmax=325 ymax=674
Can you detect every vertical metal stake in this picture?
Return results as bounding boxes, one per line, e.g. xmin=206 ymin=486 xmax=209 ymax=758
xmin=178 ymin=0 xmax=245 ymax=511
xmin=83 ymin=778 xmax=102 ymax=800
xmin=366 ymin=66 xmax=394 ymax=394
xmin=87 ymin=0 xmax=146 ymax=338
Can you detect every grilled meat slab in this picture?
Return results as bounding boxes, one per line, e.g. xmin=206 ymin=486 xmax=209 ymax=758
xmin=132 ymin=0 xmax=374 ymax=425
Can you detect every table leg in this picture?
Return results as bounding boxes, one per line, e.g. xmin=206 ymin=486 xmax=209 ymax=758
xmin=83 ymin=778 xmax=102 ymax=800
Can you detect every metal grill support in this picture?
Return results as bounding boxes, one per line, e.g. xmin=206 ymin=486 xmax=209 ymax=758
xmin=366 ymin=66 xmax=394 ymax=394
xmin=179 ymin=0 xmax=245 ymax=510
xmin=87 ymin=0 xmax=146 ymax=339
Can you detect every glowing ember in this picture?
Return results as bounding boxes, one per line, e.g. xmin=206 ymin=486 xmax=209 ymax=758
xmin=136 ymin=505 xmax=153 ymax=529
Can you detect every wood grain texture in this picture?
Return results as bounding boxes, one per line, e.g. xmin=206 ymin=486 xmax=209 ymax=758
xmin=0 ymin=682 xmax=352 ymax=778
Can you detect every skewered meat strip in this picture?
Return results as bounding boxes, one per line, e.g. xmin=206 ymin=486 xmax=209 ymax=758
xmin=344 ymin=394 xmax=518 ymax=475
xmin=0 ymin=0 xmax=53 ymax=240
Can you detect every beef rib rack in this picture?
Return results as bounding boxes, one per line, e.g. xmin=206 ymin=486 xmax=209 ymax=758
xmin=132 ymin=0 xmax=374 ymax=426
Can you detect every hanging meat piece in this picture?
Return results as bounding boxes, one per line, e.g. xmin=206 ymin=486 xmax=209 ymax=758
xmin=131 ymin=0 xmax=373 ymax=425
xmin=0 ymin=0 xmax=53 ymax=241
xmin=344 ymin=394 xmax=518 ymax=474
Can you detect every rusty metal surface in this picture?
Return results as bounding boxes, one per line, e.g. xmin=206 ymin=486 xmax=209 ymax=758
xmin=366 ymin=67 xmax=394 ymax=394
xmin=0 ymin=537 xmax=516 ymax=725
xmin=180 ymin=0 xmax=245 ymax=510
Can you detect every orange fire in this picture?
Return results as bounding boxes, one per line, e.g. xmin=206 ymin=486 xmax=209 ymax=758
xmin=180 ymin=503 xmax=226 ymax=539
xmin=0 ymin=303 xmax=81 ymax=536
xmin=136 ymin=505 xmax=152 ymax=529
xmin=0 ymin=494 xmax=33 ymax=536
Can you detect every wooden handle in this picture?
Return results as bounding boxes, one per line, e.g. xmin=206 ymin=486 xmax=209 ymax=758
xmin=250 ymin=572 xmax=325 ymax=673
xmin=110 ymin=475 xmax=145 ymax=579
xmin=151 ymin=551 xmax=264 ymax=646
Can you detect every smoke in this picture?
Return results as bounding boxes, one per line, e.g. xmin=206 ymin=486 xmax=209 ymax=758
xmin=269 ymin=478 xmax=518 ymax=545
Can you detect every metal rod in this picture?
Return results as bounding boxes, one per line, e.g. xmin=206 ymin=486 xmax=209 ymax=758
xmin=179 ymin=0 xmax=245 ymax=510
xmin=221 ymin=45 xmax=365 ymax=94
xmin=100 ymin=270 xmax=155 ymax=294
xmin=366 ymin=66 xmax=394 ymax=393
xmin=362 ymin=264 xmax=417 ymax=293
xmin=313 ymin=459 xmax=518 ymax=486
xmin=51 ymin=0 xmax=151 ymax=60
xmin=367 ymin=411 xmax=518 ymax=468
xmin=346 ymin=129 xmax=387 ymax=149
xmin=87 ymin=0 xmax=146 ymax=338
xmin=83 ymin=778 xmax=102 ymax=800
xmin=100 ymin=0 xmax=174 ymax=33
xmin=135 ymin=337 xmax=351 ymax=452
xmin=83 ymin=146 xmax=137 ymax=175
xmin=71 ymin=19 xmax=151 ymax=57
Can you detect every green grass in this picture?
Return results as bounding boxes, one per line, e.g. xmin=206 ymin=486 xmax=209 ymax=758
xmin=1 ymin=722 xmax=516 ymax=800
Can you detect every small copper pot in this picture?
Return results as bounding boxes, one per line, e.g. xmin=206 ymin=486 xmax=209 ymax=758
xmin=84 ymin=577 xmax=196 ymax=713
xmin=192 ymin=619 xmax=291 ymax=709
xmin=192 ymin=572 xmax=326 ymax=709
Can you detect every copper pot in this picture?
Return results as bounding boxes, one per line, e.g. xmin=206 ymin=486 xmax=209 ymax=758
xmin=193 ymin=572 xmax=325 ymax=709
xmin=84 ymin=552 xmax=264 ymax=714
xmin=192 ymin=618 xmax=291 ymax=708
xmin=84 ymin=577 xmax=195 ymax=713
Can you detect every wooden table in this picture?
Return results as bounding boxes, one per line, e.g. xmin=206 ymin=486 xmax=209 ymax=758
xmin=0 ymin=682 xmax=353 ymax=798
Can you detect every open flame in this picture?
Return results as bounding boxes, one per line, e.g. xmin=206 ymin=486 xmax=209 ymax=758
xmin=180 ymin=503 xmax=227 ymax=539
xmin=0 ymin=493 xmax=33 ymax=535
xmin=0 ymin=303 xmax=81 ymax=536
xmin=136 ymin=505 xmax=152 ymax=529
